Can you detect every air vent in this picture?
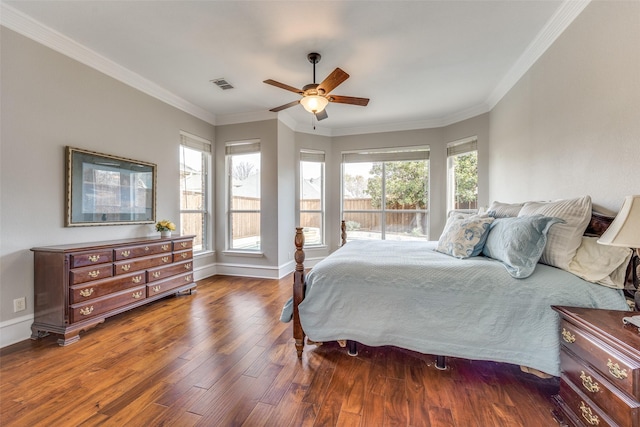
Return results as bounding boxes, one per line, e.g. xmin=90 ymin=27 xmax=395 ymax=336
xmin=211 ymin=78 xmax=234 ymax=90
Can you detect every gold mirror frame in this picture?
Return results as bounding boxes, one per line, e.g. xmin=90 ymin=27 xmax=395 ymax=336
xmin=65 ymin=146 xmax=157 ymax=227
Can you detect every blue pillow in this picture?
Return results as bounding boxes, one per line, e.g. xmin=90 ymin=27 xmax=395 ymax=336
xmin=482 ymin=215 xmax=563 ymax=278
xmin=435 ymin=215 xmax=495 ymax=258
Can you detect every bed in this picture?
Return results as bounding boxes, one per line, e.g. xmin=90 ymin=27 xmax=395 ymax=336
xmin=283 ymin=196 xmax=638 ymax=377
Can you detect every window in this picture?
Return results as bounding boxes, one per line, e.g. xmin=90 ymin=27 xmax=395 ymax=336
xmin=342 ymin=147 xmax=430 ymax=241
xmin=447 ymin=137 xmax=478 ymax=213
xmin=300 ymin=150 xmax=325 ymax=246
xmin=226 ymin=140 xmax=261 ymax=251
xmin=179 ymin=132 xmax=211 ymax=253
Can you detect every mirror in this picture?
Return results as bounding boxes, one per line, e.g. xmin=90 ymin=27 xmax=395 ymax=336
xmin=65 ymin=146 xmax=156 ymax=226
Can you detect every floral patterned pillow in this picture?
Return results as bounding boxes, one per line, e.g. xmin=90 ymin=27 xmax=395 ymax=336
xmin=435 ymin=215 xmax=495 ymax=258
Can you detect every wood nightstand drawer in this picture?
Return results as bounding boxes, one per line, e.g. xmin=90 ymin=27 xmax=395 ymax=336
xmin=69 ymin=285 xmax=146 ymax=323
xmin=561 ymin=349 xmax=640 ymax=426
xmin=560 ymin=378 xmax=617 ymax=427
xmin=561 ymin=319 xmax=640 ymax=401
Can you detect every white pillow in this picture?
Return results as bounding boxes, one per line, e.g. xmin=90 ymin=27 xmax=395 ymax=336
xmin=518 ymin=196 xmax=592 ymax=271
xmin=487 ymin=201 xmax=524 ymax=218
xmin=568 ymin=237 xmax=632 ymax=288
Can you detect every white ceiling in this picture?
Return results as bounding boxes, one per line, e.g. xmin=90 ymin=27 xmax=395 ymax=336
xmin=2 ymin=1 xmax=589 ymax=136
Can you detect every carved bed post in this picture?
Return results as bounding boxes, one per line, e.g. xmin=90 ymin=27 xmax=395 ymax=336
xmin=341 ymin=220 xmax=347 ymax=246
xmin=293 ymin=227 xmax=306 ymax=358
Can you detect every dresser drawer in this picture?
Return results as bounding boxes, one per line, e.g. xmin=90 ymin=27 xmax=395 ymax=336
xmin=147 ymin=260 xmax=192 ymax=282
xmin=113 ymin=242 xmax=172 ymax=260
xmin=561 ymin=319 xmax=640 ymax=400
xmin=69 ymin=285 xmax=146 ymax=323
xmin=69 ymin=264 xmax=113 ymax=285
xmin=147 ymin=272 xmax=195 ymax=296
xmin=69 ymin=271 xmax=146 ymax=304
xmin=114 ymin=253 xmax=173 ymax=276
xmin=70 ymin=250 xmax=113 ymax=268
xmin=173 ymin=239 xmax=193 ymax=251
xmin=561 ymin=349 xmax=640 ymax=427
xmin=173 ymin=249 xmax=192 ymax=262
xmin=560 ymin=378 xmax=617 ymax=427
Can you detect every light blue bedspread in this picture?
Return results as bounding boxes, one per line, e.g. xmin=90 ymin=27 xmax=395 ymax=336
xmin=281 ymin=240 xmax=629 ymax=376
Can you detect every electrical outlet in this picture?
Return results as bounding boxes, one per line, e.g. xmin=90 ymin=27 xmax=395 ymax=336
xmin=13 ymin=297 xmax=26 ymax=312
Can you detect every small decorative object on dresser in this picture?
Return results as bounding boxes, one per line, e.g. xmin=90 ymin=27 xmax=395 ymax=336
xmin=31 ymin=235 xmax=196 ymax=346
xmin=156 ymin=219 xmax=176 ymax=238
xmin=552 ymin=306 xmax=640 ymax=427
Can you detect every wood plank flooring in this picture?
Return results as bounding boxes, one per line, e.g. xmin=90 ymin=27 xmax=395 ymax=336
xmin=0 ymin=274 xmax=560 ymax=426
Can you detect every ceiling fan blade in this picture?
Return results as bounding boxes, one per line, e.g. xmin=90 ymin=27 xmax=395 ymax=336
xmin=269 ymin=100 xmax=300 ymax=112
xmin=317 ymin=68 xmax=349 ymax=95
xmin=263 ymin=79 xmax=304 ymax=95
xmin=328 ymin=95 xmax=370 ymax=106
xmin=315 ymin=109 xmax=328 ymax=121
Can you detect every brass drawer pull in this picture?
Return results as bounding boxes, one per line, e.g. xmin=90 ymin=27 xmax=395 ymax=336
xmin=121 ymin=264 xmax=131 ymax=272
xmin=145 ymin=246 xmax=150 ymax=251
xmin=185 ymin=275 xmax=192 ymax=282
xmin=79 ymin=306 xmax=94 ymax=316
xmin=132 ymin=291 xmax=143 ymax=299
xmin=162 ymin=256 xmax=170 ymax=263
xmin=121 ymin=250 xmax=131 ymax=257
xmin=162 ymin=244 xmax=169 ymax=251
xmin=579 ymin=401 xmax=600 ymax=425
xmin=180 ymin=242 xmax=188 ymax=248
xmin=607 ymin=359 xmax=628 ymax=379
xmin=88 ymin=270 xmax=100 ymax=278
xmin=152 ymin=272 xmax=161 ymax=278
xmin=181 ymin=252 xmax=188 ymax=259
xmin=185 ymin=263 xmax=192 ymax=270
xmin=152 ymin=285 xmax=161 ymax=293
xmin=132 ymin=276 xmax=142 ymax=284
xmin=88 ymin=255 xmax=101 ymax=262
xmin=580 ymin=371 xmax=600 ymax=393
xmin=79 ymin=288 xmax=94 ymax=298
xmin=561 ymin=328 xmax=575 ymax=343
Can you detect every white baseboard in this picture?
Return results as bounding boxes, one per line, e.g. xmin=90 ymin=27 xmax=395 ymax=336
xmin=0 ymin=314 xmax=34 ymax=349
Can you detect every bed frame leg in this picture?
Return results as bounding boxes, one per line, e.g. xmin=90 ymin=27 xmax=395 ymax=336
xmin=347 ymin=340 xmax=358 ymax=356
xmin=293 ymin=227 xmax=306 ymax=358
xmin=435 ymin=355 xmax=447 ymax=370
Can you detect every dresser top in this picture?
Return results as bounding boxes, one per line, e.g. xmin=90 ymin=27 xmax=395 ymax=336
xmin=553 ymin=305 xmax=640 ymax=359
xmin=31 ymin=235 xmax=195 ymax=253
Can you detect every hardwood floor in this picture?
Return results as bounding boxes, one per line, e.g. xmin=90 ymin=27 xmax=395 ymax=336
xmin=0 ymin=274 xmax=560 ymax=426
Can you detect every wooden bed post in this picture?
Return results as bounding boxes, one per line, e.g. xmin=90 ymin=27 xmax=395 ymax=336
xmin=293 ymin=227 xmax=306 ymax=358
xmin=341 ymin=220 xmax=347 ymax=246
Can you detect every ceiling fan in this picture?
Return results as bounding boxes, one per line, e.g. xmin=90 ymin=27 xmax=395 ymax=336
xmin=264 ymin=52 xmax=369 ymax=122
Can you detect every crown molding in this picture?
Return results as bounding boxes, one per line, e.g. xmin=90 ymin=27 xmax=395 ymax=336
xmin=0 ymin=3 xmax=216 ymax=125
xmin=486 ymin=0 xmax=591 ymax=109
xmin=2 ymin=0 xmax=587 ymax=136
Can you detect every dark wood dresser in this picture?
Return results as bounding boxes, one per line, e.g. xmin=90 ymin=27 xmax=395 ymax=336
xmin=552 ymin=306 xmax=640 ymax=427
xmin=31 ymin=235 xmax=196 ymax=346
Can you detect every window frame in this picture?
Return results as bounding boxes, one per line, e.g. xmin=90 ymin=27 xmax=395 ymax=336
xmin=446 ymin=137 xmax=478 ymax=214
xmin=225 ymin=140 xmax=261 ymax=252
xmin=179 ymin=131 xmax=212 ymax=254
xmin=341 ymin=147 xmax=430 ymax=241
xmin=299 ymin=149 xmax=326 ymax=247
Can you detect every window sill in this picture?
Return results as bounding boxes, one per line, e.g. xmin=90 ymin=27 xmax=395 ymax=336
xmin=222 ymin=250 xmax=264 ymax=258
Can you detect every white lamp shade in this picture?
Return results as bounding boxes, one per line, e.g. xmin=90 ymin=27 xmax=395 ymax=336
xmin=299 ymin=95 xmax=329 ymax=113
xmin=598 ymin=195 xmax=640 ymax=248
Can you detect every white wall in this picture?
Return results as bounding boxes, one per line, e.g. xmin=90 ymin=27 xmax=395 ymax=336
xmin=489 ymin=1 xmax=640 ymax=213
xmin=0 ymin=28 xmax=215 ymax=344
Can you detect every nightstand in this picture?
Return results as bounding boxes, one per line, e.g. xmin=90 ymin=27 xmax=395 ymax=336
xmin=552 ymin=306 xmax=640 ymax=427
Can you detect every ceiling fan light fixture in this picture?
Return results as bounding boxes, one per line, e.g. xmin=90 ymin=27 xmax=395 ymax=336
xmin=300 ymin=95 xmax=329 ymax=114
